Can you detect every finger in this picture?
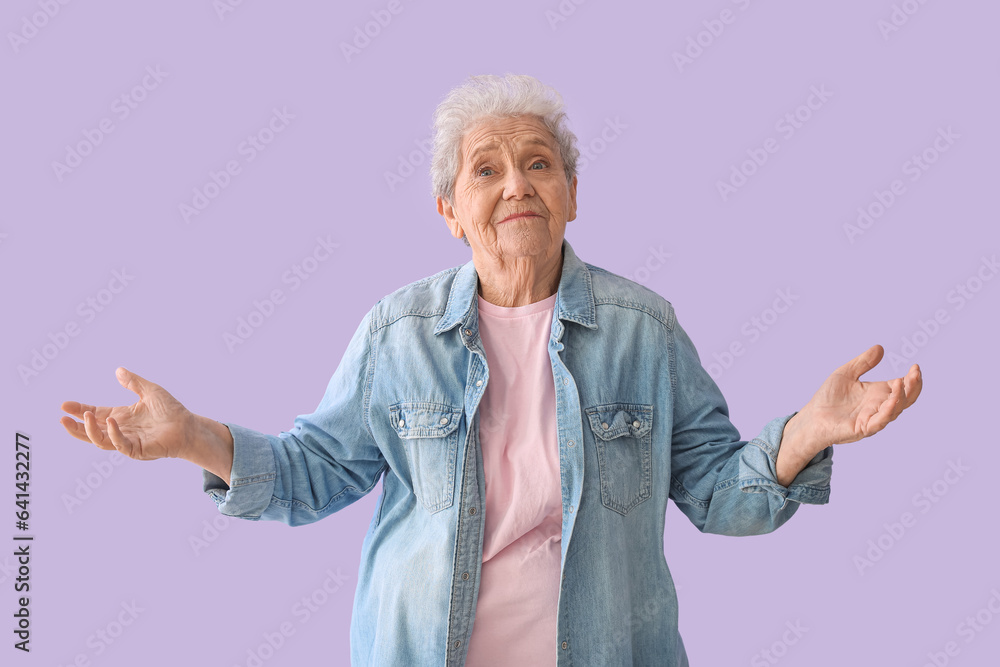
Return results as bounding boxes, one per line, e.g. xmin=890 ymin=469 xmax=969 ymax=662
xmin=60 ymin=401 xmax=108 ymax=419
xmin=82 ymin=411 xmax=112 ymax=450
xmin=841 ymin=344 xmax=884 ymax=381
xmin=902 ymin=364 xmax=922 ymax=408
xmin=888 ymin=377 xmax=907 ymax=421
xmin=117 ymin=366 xmax=156 ymax=400
xmin=60 ymin=416 xmax=99 ymax=445
xmin=106 ymin=416 xmax=132 ymax=457
xmin=866 ymin=379 xmax=902 ymax=434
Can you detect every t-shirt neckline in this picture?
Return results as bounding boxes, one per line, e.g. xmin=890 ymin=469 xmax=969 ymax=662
xmin=477 ymin=292 xmax=557 ymax=319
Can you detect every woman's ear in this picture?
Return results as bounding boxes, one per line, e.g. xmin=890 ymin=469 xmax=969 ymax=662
xmin=437 ymin=196 xmax=464 ymax=240
xmin=567 ymin=174 xmax=578 ymax=222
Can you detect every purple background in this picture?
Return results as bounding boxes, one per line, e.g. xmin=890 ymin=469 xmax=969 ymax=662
xmin=3 ymin=1 xmax=998 ymax=665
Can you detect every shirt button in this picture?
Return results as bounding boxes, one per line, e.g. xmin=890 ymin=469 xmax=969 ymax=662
xmin=476 ymin=380 xmax=483 ymax=387
xmin=561 ymin=641 xmax=568 ymax=650
xmin=632 ymin=420 xmax=640 ymax=428
xmin=568 ymin=506 xmax=574 ymax=513
xmin=398 ymin=419 xmax=405 ymax=427
xmin=562 ymin=377 xmax=569 ymax=386
xmin=464 ymin=329 xmax=472 ymax=336
xmin=601 ymin=422 xmax=609 ymax=430
xmin=568 ymin=440 xmax=575 ymax=447
xmin=454 ymin=640 xmax=461 ymax=649
xmin=440 ymin=417 xmax=449 ymax=425
xmin=469 ymin=507 xmax=477 ymax=515
xmin=461 ymin=571 xmax=470 ymax=580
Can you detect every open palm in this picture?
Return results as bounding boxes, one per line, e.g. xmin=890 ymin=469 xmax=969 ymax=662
xmin=798 ymin=344 xmax=922 ymax=447
xmin=59 ymin=367 xmax=195 ymax=461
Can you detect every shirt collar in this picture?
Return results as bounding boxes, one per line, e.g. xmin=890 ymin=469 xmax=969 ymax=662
xmin=433 ymin=237 xmax=597 ymax=336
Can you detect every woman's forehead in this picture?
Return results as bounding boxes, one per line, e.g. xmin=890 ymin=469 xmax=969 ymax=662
xmin=463 ymin=118 xmax=556 ymax=155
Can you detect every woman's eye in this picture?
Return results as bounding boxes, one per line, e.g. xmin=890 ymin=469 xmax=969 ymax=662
xmin=530 ymin=161 xmax=546 ymax=170
xmin=478 ymin=168 xmax=494 ymax=177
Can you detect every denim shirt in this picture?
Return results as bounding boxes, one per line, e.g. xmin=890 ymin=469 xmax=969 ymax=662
xmin=203 ymin=238 xmax=834 ymax=666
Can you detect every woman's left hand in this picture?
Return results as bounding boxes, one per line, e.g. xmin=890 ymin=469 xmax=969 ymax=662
xmin=775 ymin=345 xmax=922 ymax=486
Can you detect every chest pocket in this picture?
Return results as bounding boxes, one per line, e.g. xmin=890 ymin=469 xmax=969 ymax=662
xmin=389 ymin=401 xmax=463 ymax=514
xmin=585 ymin=402 xmax=653 ymax=515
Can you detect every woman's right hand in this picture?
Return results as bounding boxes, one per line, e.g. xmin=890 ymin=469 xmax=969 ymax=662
xmin=60 ymin=367 xmax=198 ymax=462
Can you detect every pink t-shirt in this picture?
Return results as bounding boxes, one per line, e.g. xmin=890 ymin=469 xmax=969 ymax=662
xmin=464 ymin=292 xmax=562 ymax=666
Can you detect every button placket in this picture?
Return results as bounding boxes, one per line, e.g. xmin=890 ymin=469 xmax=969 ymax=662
xmin=447 ymin=408 xmax=483 ymax=663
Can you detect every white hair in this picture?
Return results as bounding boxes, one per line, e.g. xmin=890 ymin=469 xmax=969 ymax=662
xmin=429 ymin=74 xmax=580 ymax=246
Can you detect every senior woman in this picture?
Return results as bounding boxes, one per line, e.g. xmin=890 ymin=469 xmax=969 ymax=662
xmin=60 ymin=74 xmax=921 ymax=666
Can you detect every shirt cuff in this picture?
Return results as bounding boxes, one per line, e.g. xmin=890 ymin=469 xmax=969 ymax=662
xmin=737 ymin=412 xmax=834 ymax=510
xmin=201 ymin=422 xmax=277 ymax=520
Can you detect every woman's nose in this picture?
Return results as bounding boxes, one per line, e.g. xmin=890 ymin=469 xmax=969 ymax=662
xmin=502 ymin=167 xmax=534 ymax=199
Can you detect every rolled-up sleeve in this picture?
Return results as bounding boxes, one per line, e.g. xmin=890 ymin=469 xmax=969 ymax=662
xmin=201 ymin=307 xmax=388 ymax=526
xmin=203 ymin=422 xmax=278 ymax=519
xmin=666 ymin=313 xmax=833 ymax=537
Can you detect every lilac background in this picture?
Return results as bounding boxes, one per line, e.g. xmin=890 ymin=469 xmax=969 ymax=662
xmin=3 ymin=1 xmax=998 ymax=665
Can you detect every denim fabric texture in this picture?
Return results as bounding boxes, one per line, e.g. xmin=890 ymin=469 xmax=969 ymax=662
xmin=202 ymin=238 xmax=834 ymax=666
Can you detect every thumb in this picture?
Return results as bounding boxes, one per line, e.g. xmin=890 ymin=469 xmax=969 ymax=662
xmin=844 ymin=344 xmax=884 ymax=380
xmin=116 ymin=366 xmax=152 ymax=399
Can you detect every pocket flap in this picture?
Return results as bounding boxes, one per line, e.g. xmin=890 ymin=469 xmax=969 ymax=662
xmin=389 ymin=401 xmax=462 ymax=438
xmin=585 ymin=403 xmax=652 ymax=440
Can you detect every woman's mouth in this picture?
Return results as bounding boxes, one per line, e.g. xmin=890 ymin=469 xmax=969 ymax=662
xmin=499 ymin=212 xmax=539 ymax=224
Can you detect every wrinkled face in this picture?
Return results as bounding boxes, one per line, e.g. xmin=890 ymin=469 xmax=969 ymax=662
xmin=437 ymin=115 xmax=578 ymax=263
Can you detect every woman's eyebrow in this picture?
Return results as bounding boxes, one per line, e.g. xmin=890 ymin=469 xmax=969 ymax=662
xmin=468 ymin=137 xmax=554 ymax=164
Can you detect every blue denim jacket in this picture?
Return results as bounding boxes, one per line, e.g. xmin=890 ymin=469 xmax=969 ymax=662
xmin=203 ymin=238 xmax=833 ymax=666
